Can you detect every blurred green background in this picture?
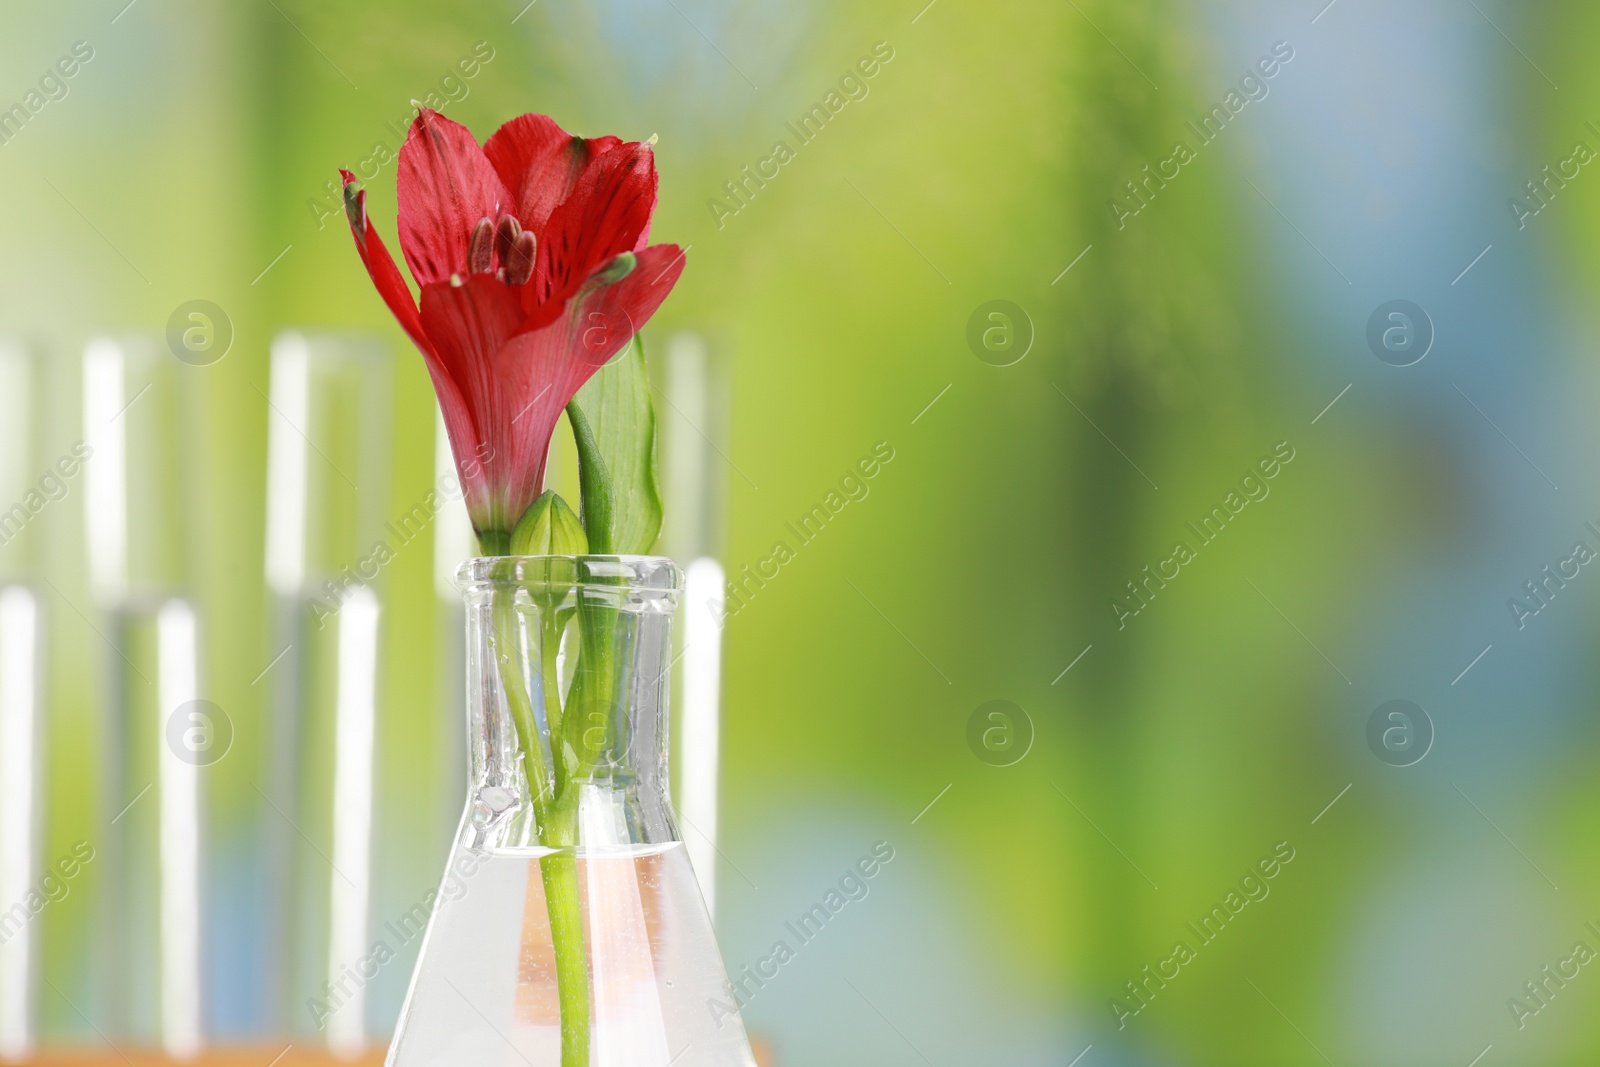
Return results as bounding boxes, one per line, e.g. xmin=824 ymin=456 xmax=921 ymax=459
xmin=3 ymin=0 xmax=1600 ymax=1063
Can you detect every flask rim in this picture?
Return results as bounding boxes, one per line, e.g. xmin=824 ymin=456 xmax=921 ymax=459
xmin=455 ymin=554 xmax=682 ymax=597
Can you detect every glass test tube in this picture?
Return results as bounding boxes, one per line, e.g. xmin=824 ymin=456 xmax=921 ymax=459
xmin=82 ymin=335 xmax=203 ymax=1059
xmin=261 ymin=331 xmax=391 ymax=1055
xmin=0 ymin=340 xmax=42 ymax=1063
xmin=660 ymin=332 xmax=730 ymax=923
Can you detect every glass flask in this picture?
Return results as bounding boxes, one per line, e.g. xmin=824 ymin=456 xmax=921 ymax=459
xmin=387 ymin=556 xmax=757 ymax=1067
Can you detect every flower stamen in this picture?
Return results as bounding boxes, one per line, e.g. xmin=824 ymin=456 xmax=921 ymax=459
xmin=467 ymin=217 xmax=494 ymax=273
xmin=506 ymin=231 xmax=537 ymax=286
xmin=494 ymin=214 xmax=522 ymax=267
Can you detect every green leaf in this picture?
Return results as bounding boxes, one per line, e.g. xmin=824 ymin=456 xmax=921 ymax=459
xmin=566 ymin=334 xmax=663 ymax=555
xmin=509 ymin=490 xmax=589 ymax=557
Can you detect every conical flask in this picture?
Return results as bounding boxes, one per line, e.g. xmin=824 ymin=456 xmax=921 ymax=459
xmin=387 ymin=556 xmax=757 ymax=1067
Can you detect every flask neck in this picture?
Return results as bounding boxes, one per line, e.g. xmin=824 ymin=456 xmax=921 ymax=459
xmin=458 ymin=557 xmax=681 ymax=852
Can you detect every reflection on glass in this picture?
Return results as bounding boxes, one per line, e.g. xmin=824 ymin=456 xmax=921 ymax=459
xmin=434 ymin=408 xmax=474 ymax=853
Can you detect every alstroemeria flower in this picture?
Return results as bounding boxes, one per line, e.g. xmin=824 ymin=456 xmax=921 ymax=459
xmin=341 ymin=108 xmax=686 ymax=548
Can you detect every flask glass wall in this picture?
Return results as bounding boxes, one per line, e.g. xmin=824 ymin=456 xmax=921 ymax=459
xmin=387 ymin=557 xmax=755 ymax=1067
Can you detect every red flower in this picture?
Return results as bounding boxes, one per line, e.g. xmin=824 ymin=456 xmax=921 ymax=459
xmin=341 ymin=109 xmax=686 ymax=546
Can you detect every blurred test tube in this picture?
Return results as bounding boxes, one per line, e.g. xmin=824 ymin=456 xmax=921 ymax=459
xmin=326 ymin=588 xmax=379 ymax=1059
xmin=81 ymin=336 xmax=203 ymax=1058
xmin=261 ymin=331 xmax=391 ymax=1055
xmin=0 ymin=342 xmax=42 ymax=577
xmin=0 ymin=341 xmax=42 ymax=1063
xmin=660 ymin=333 xmax=729 ymax=923
xmin=0 ymin=586 xmax=40 ymax=1064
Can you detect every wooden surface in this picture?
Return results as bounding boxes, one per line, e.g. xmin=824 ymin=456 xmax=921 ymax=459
xmin=12 ymin=1039 xmax=774 ymax=1065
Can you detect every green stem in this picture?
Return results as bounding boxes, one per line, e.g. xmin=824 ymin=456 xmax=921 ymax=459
xmin=491 ymin=590 xmax=589 ymax=1067
xmin=485 ymin=564 xmax=629 ymax=1067
xmin=538 ymin=802 xmax=589 ymax=1067
xmin=479 ymin=528 xmax=512 ymax=556
xmin=490 ymin=595 xmax=550 ymax=810
xmin=563 ymin=402 xmax=613 ymax=555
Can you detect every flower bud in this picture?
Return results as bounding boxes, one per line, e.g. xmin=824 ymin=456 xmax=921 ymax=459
xmin=510 ymin=490 xmax=588 ymax=557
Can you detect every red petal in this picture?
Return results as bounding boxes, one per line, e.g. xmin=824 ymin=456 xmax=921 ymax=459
xmin=518 ymin=242 xmax=685 ymax=347
xmin=489 ymin=321 xmax=606 ymax=521
xmin=341 ymin=170 xmax=484 ymax=523
xmin=415 ymin=245 xmax=686 ymax=533
xmin=397 ymin=109 xmax=512 ymax=288
xmin=533 ymin=141 xmax=659 ymax=307
xmin=418 ymin=275 xmax=528 ymax=532
xmin=340 ymin=170 xmax=435 ymax=357
xmin=483 ymin=114 xmax=622 ymax=238
xmin=563 ymin=244 xmax=687 ymax=369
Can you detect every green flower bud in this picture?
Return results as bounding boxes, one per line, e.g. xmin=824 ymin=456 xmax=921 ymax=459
xmin=510 ymin=490 xmax=588 ymax=557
